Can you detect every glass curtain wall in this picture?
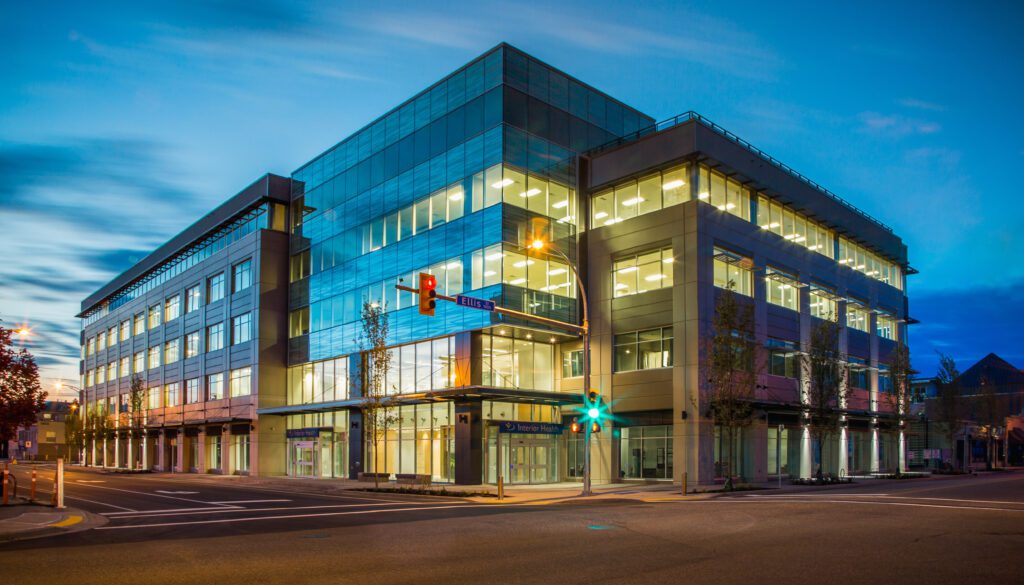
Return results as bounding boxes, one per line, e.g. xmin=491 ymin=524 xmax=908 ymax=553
xmin=479 ymin=334 xmax=554 ymax=391
xmin=365 ymin=403 xmax=454 ymax=482
xmin=619 ymin=425 xmax=673 ymax=480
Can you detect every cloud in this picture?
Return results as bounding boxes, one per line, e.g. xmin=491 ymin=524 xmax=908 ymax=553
xmin=897 ymin=97 xmax=946 ymax=112
xmin=857 ymin=112 xmax=941 ymax=137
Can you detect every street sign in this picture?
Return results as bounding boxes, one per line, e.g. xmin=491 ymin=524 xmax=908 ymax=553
xmin=496 ymin=421 xmax=563 ymax=435
xmin=455 ymin=294 xmax=496 ymax=312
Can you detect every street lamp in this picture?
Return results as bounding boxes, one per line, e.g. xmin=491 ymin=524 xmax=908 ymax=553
xmin=528 ymin=238 xmax=595 ymax=496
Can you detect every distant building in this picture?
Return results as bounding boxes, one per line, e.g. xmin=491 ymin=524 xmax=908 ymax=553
xmin=78 ymin=44 xmax=912 ymax=484
xmin=6 ymin=401 xmax=73 ymax=461
xmin=909 ymin=353 xmax=1024 ymax=468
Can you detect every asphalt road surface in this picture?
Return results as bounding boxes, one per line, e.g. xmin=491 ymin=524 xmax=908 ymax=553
xmin=2 ymin=466 xmax=1023 ymax=585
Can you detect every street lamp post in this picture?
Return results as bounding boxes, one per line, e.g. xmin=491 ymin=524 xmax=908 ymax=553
xmin=529 ymin=240 xmax=594 ymax=496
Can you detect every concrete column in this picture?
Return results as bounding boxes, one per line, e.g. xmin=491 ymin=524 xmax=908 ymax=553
xmin=114 ymin=433 xmax=121 ymax=468
xmin=590 ymin=421 xmax=613 ymax=484
xmin=102 ymin=437 xmax=108 ymax=467
xmin=156 ymin=431 xmax=166 ymax=472
xmin=348 ymin=410 xmax=363 ymax=479
xmin=454 ymin=401 xmax=482 ymax=485
xmin=749 ymin=421 xmax=768 ymax=482
xmin=870 ymin=427 xmax=880 ymax=473
xmin=195 ymin=430 xmax=206 ymax=473
xmin=176 ymin=430 xmax=186 ymax=473
xmin=898 ymin=430 xmax=907 ymax=473
xmin=126 ymin=434 xmax=134 ymax=470
xmin=142 ymin=434 xmax=149 ymax=470
xmin=221 ymin=429 xmax=232 ymax=474
xmin=90 ymin=437 xmax=96 ymax=467
xmin=800 ymin=425 xmax=812 ymax=479
xmin=838 ymin=427 xmax=849 ymax=478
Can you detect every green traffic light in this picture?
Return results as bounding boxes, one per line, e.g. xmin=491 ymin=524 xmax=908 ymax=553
xmin=587 ymin=407 xmax=600 ymax=420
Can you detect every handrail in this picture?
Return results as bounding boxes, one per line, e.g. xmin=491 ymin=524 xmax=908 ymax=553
xmin=586 ymin=111 xmax=894 ymax=233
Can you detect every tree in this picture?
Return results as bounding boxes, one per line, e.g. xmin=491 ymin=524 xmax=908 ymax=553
xmin=802 ymin=317 xmax=847 ymax=482
xmin=933 ymin=353 xmax=966 ymax=471
xmin=360 ymin=301 xmax=395 ymax=488
xmin=0 ymin=322 xmax=47 ymax=448
xmin=704 ymin=283 xmax=759 ymax=490
xmin=975 ymin=377 xmax=1005 ymax=471
xmin=128 ymin=374 xmax=147 ymax=468
xmin=881 ymin=342 xmax=913 ymax=476
xmin=65 ymin=403 xmax=83 ymax=463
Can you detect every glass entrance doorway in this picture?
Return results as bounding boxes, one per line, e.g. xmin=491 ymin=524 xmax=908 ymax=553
xmin=486 ymin=431 xmax=559 ymax=484
xmin=289 ymin=440 xmax=316 ymax=478
xmin=287 ymin=433 xmax=349 ymax=478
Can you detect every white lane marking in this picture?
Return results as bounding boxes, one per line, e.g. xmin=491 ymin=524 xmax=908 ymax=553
xmin=741 ymin=493 xmax=1024 ymax=506
xmin=876 ymin=496 xmax=1024 ymax=506
xmin=76 ymin=480 xmax=106 ymax=484
xmin=155 ymin=490 xmax=200 ymax=495
xmin=123 ymin=478 xmax=452 ymax=505
xmin=208 ymin=499 xmax=291 ymax=504
xmin=743 ymin=493 xmax=891 ymax=498
xmin=103 ymin=506 xmax=250 ymax=516
xmin=29 ymin=487 xmax=138 ymax=512
xmin=66 ymin=481 xmax=238 ymax=507
xmin=105 ymin=502 xmax=429 ymax=519
xmin=701 ymin=498 xmax=1024 ymax=512
xmin=96 ymin=503 xmax=500 ymax=530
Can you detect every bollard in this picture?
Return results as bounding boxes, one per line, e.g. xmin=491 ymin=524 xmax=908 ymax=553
xmin=31 ymin=469 xmax=37 ymax=501
xmin=682 ymin=472 xmax=688 ymax=495
xmin=56 ymin=458 xmax=65 ymax=509
xmin=497 ymin=475 xmax=504 ymax=501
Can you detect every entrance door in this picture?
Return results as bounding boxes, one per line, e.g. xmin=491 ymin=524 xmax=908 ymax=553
xmin=290 ymin=441 xmax=317 ymax=478
xmin=507 ymin=437 xmax=558 ymax=484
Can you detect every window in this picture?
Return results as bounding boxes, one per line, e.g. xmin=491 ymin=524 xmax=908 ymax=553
xmin=809 ymin=286 xmax=838 ymax=320
xmin=133 ymin=313 xmax=145 ymax=335
xmin=186 ymin=285 xmax=201 ymax=312
xmin=713 ymin=248 xmax=753 ymax=297
xmin=767 ymin=339 xmax=799 ymax=378
xmin=697 ymin=165 xmax=751 ymax=221
xmin=562 ymin=349 xmax=584 ymax=378
xmin=164 ymin=339 xmax=180 ymax=364
xmin=119 ymin=320 xmax=130 ymax=341
xmin=148 ymin=305 xmax=161 ymax=328
xmin=765 ymin=267 xmax=800 ymax=311
xmin=107 ymin=327 xmax=117 ymax=347
xmin=86 ymin=337 xmax=95 ymax=356
xmin=478 ymin=335 xmax=552 ymax=391
xmin=147 ymin=346 xmax=160 ymax=369
xmin=290 ymin=250 xmax=310 ymax=282
xmin=164 ymin=382 xmax=180 ymax=407
xmin=133 ymin=351 xmax=144 ymax=374
xmin=86 ymin=369 xmax=94 ymax=387
xmin=119 ymin=356 xmax=130 ymax=378
xmin=230 ymin=366 xmax=252 ymax=397
xmin=107 ymin=362 xmax=116 ymax=381
xmin=206 ymin=322 xmax=224 ymax=351
xmin=97 ymin=332 xmax=105 ymax=351
xmin=838 ymin=237 xmax=902 ymax=290
xmin=232 ymin=312 xmax=252 ymax=345
xmin=592 ymin=164 xmax=690 ymax=227
xmin=613 ymin=247 xmax=673 ymax=297
xmin=878 ymin=365 xmax=892 ymax=394
xmin=846 ymin=300 xmax=870 ymax=333
xmin=614 ymin=327 xmax=673 ymax=372
xmin=286 ymin=356 xmax=350 ymax=405
xmin=185 ymin=331 xmax=200 ymax=358
xmin=148 ymin=386 xmax=161 ymax=410
xmin=185 ymin=378 xmax=201 ymax=403
xmin=289 ymin=307 xmax=309 ymax=338
xmin=207 ymin=373 xmax=225 ymax=400
xmin=207 ymin=273 xmax=225 ymax=303
xmin=877 ymin=311 xmax=898 ymax=340
xmin=849 ymin=357 xmax=868 ymax=389
xmin=232 ymin=259 xmax=252 ymax=293
xmin=757 ymin=196 xmax=834 ymax=259
xmin=164 ymin=295 xmax=180 ymax=321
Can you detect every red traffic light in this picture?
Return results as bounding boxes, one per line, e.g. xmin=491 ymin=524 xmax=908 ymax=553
xmin=570 ymin=418 xmax=582 ymax=433
xmin=419 ymin=272 xmax=437 ymax=316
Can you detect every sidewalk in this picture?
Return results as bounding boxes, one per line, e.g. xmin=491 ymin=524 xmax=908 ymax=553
xmin=0 ymin=501 xmax=105 ymax=543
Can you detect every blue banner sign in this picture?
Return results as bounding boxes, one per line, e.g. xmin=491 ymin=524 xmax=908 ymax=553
xmin=456 ymin=294 xmax=496 ymax=312
xmin=497 ymin=421 xmax=564 ymax=435
xmin=286 ymin=427 xmax=331 ymax=439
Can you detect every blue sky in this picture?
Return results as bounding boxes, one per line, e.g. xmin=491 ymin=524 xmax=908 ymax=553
xmin=2 ymin=0 xmax=1022 ymax=396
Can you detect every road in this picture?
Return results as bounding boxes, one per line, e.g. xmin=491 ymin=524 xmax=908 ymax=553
xmin=2 ymin=466 xmax=1023 ymax=585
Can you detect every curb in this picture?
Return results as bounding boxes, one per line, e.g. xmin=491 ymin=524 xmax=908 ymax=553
xmin=0 ymin=507 xmax=108 ymax=544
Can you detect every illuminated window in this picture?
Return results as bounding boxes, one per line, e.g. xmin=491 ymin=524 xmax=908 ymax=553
xmin=206 ymin=322 xmax=224 ymax=352
xmin=765 ymin=267 xmax=800 ymax=311
xmin=164 ymin=382 xmax=180 ymax=407
xmin=148 ymin=386 xmax=161 ymax=410
xmin=147 ymin=346 xmax=160 ymax=369
xmin=230 ymin=367 xmax=252 ymax=397
xmin=877 ymin=311 xmax=898 ymax=340
xmin=107 ymin=327 xmax=117 ymax=347
xmin=697 ymin=166 xmax=751 ymax=220
xmin=809 ymin=286 xmax=839 ymax=321
xmin=613 ymin=247 xmax=674 ymax=297
xmin=133 ymin=313 xmax=145 ymax=335
xmin=119 ymin=356 xmax=129 ymax=378
xmin=562 ymin=349 xmax=584 ymax=378
xmin=207 ymin=273 xmax=226 ymax=303
xmin=838 ymin=237 xmax=901 ymax=290
xmin=757 ymin=196 xmax=834 ymax=259
xmin=713 ymin=248 xmax=753 ymax=297
xmin=164 ymin=295 xmax=180 ymax=321
xmin=164 ymin=339 xmax=179 ymax=364
xmin=207 ymin=373 xmax=225 ymax=400
xmin=614 ymin=327 xmax=673 ymax=372
xmin=148 ymin=304 xmax=161 ymax=329
xmin=119 ymin=320 xmax=130 ymax=341
xmin=591 ymin=164 xmax=690 ymax=227
xmin=185 ymin=285 xmax=202 ymax=312
xmin=846 ymin=300 xmax=870 ymax=333
xmin=133 ymin=351 xmax=144 ymax=374
xmin=185 ymin=331 xmax=200 ymax=358
xmin=185 ymin=378 xmax=201 ymax=404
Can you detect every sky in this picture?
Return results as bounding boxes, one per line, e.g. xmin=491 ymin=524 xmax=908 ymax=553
xmin=2 ymin=0 xmax=1022 ymax=398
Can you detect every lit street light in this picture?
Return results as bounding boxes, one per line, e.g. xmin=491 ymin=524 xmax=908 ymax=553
xmin=528 ymin=238 xmax=596 ymax=496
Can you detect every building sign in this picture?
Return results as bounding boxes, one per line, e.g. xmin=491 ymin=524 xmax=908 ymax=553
xmin=286 ymin=427 xmax=331 ymax=439
xmin=496 ymin=421 xmax=563 ymax=435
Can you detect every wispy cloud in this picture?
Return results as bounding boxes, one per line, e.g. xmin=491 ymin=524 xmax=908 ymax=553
xmin=857 ymin=111 xmax=941 ymax=137
xmin=898 ymin=97 xmax=947 ymax=112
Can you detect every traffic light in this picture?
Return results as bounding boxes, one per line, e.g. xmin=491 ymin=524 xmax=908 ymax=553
xmin=590 ymin=421 xmax=601 ymax=433
xmin=580 ymin=391 xmax=606 ymax=433
xmin=570 ymin=418 xmax=582 ymax=433
xmin=418 ymin=272 xmax=437 ymax=316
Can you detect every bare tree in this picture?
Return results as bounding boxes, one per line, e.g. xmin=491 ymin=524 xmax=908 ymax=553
xmin=802 ymin=318 xmax=847 ymax=482
xmin=360 ymin=301 xmax=395 ymax=488
xmin=933 ymin=353 xmax=965 ymax=471
xmin=882 ymin=342 xmax=913 ymax=476
xmin=704 ymin=283 xmax=759 ymax=490
xmin=975 ymin=377 xmax=1005 ymax=471
xmin=128 ymin=375 xmax=147 ymax=469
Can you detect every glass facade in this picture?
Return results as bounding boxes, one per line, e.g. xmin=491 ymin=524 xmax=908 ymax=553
xmin=619 ymin=425 xmax=673 ymax=479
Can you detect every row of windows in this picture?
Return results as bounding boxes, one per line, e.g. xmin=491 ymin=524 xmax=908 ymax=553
xmin=613 ymin=247 xmax=674 ymax=297
xmin=84 ymin=260 xmax=253 ymax=356
xmin=84 ymin=313 xmax=253 ymax=388
xmin=712 ymin=248 xmax=899 ymax=339
xmin=766 ymin=339 xmax=880 ymax=389
xmin=286 ymin=357 xmax=351 ymax=406
xmin=83 ymin=205 xmax=276 ymax=324
xmin=591 ymin=165 xmax=903 ymax=292
xmin=142 ymin=367 xmax=252 ymax=408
